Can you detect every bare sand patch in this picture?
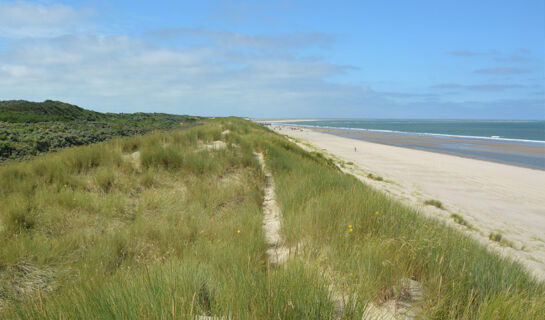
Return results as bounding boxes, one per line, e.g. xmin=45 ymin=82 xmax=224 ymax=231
xmin=199 ymin=141 xmax=227 ymax=151
xmin=122 ymin=151 xmax=141 ymax=170
xmin=254 ymin=152 xmax=291 ymax=265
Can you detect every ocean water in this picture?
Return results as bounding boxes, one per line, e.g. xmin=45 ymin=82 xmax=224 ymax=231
xmin=277 ymin=119 xmax=545 ymax=169
xmin=287 ymin=119 xmax=545 ymax=143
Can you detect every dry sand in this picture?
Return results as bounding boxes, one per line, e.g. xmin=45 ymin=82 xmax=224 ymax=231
xmin=255 ymin=152 xmax=291 ymax=265
xmin=273 ymin=125 xmax=545 ymax=281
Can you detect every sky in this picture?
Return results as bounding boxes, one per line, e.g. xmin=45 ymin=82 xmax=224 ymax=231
xmin=0 ymin=0 xmax=544 ymax=119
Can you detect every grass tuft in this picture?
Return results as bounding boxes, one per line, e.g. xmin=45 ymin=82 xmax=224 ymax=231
xmin=451 ymin=213 xmax=473 ymax=229
xmin=424 ymin=199 xmax=444 ymax=209
xmin=94 ymin=168 xmax=116 ymax=192
xmin=489 ymin=232 xmax=503 ymax=242
xmin=367 ymin=173 xmax=384 ymax=181
xmin=3 ymin=197 xmax=37 ymax=234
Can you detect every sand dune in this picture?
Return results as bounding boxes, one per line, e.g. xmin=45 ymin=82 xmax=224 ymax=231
xmin=274 ymin=125 xmax=545 ymax=280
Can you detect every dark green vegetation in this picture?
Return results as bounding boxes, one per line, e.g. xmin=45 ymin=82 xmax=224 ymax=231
xmin=0 ymin=100 xmax=198 ymax=161
xmin=424 ymin=199 xmax=444 ymax=209
xmin=366 ymin=173 xmax=384 ymax=181
xmin=0 ymin=118 xmax=543 ymax=319
xmin=0 ymin=100 xmax=106 ymax=123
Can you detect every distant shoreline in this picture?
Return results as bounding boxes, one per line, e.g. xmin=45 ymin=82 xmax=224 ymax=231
xmin=268 ymin=123 xmax=545 ymax=170
xmin=265 ymin=119 xmax=545 ymax=143
xmin=282 ymin=123 xmax=545 ymax=145
xmin=255 ymin=119 xmax=323 ymax=123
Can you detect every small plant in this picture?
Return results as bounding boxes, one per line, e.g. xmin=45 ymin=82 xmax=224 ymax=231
xmin=450 ymin=214 xmax=472 ymax=229
xmin=424 ymin=199 xmax=444 ymax=209
xmin=489 ymin=232 xmax=503 ymax=242
xmin=487 ymin=232 xmax=516 ymax=248
xmin=367 ymin=173 xmax=383 ymax=181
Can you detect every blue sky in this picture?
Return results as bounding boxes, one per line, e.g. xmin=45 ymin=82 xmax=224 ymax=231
xmin=0 ymin=0 xmax=543 ymax=119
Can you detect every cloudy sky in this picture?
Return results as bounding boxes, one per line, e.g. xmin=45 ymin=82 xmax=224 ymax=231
xmin=0 ymin=0 xmax=543 ymax=119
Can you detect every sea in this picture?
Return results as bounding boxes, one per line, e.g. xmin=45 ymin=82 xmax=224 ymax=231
xmin=278 ymin=119 xmax=545 ymax=170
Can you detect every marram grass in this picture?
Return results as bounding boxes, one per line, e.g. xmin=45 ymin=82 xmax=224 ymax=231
xmin=0 ymin=118 xmax=543 ymax=319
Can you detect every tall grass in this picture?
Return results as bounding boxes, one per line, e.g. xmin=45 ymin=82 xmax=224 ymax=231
xmin=0 ymin=119 xmax=335 ymax=319
xmin=0 ymin=117 xmax=543 ymax=319
xmin=263 ymin=127 xmax=545 ymax=319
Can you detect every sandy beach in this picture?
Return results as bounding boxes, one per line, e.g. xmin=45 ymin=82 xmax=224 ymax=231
xmin=273 ymin=125 xmax=545 ymax=280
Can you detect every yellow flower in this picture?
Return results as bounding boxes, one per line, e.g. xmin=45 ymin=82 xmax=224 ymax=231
xmin=64 ymin=184 xmax=67 ymax=188
xmin=491 ymin=235 xmax=495 ymax=240
xmin=349 ymin=225 xmax=352 ymax=228
xmin=237 ymin=229 xmax=241 ymax=234
xmin=349 ymin=228 xmax=353 ymax=232
xmin=375 ymin=211 xmax=379 ymax=215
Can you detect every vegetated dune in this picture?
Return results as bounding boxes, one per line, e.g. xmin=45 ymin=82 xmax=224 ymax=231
xmin=0 ymin=100 xmax=199 ymax=162
xmin=0 ymin=118 xmax=543 ymax=319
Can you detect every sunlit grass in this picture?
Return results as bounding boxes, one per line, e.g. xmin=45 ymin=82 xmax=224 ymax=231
xmin=0 ymin=118 xmax=543 ymax=319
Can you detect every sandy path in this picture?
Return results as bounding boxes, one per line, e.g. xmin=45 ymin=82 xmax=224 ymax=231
xmin=255 ymin=151 xmax=421 ymax=319
xmin=273 ymin=126 xmax=545 ymax=281
xmin=254 ymin=152 xmax=290 ymax=265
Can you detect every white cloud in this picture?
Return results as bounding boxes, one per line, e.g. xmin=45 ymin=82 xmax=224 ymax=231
xmin=4 ymin=30 xmax=539 ymax=118
xmin=0 ymin=32 xmax=379 ymax=116
xmin=1 ymin=2 xmax=539 ymax=119
xmin=151 ymin=28 xmax=335 ymax=51
xmin=0 ymin=1 xmax=91 ymax=38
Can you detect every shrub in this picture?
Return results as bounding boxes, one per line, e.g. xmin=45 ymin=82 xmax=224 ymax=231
xmin=0 ymin=141 xmax=15 ymax=157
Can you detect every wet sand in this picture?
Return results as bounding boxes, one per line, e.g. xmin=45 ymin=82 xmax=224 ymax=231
xmin=307 ymin=127 xmax=545 ymax=170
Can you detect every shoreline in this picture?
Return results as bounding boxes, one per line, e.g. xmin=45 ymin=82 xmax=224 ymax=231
xmin=272 ymin=124 xmax=545 ymax=281
xmin=255 ymin=118 xmax=324 ymax=123
xmin=272 ymin=124 xmax=545 ymax=170
xmin=281 ymin=123 xmax=545 ymax=145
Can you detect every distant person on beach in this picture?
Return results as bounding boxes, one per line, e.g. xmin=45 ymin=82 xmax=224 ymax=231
xmin=354 ymin=147 xmax=357 ymax=152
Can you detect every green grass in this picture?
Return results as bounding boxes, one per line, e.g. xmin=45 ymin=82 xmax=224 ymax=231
xmin=424 ymin=199 xmax=445 ymax=209
xmin=450 ymin=213 xmax=474 ymax=229
xmin=0 ymin=100 xmax=199 ymax=162
xmin=367 ymin=173 xmax=384 ymax=181
xmin=488 ymin=232 xmax=516 ymax=248
xmin=265 ymin=132 xmax=544 ymax=319
xmin=0 ymin=118 xmax=543 ymax=319
xmin=0 ymin=100 xmax=105 ymax=123
xmin=489 ymin=232 xmax=503 ymax=242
